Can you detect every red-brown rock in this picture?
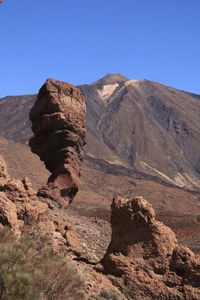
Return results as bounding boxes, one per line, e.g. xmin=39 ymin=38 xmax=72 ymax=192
xmin=0 ymin=155 xmax=82 ymax=255
xmin=102 ymin=196 xmax=200 ymax=299
xmin=0 ymin=154 xmax=9 ymax=186
xmin=29 ymin=79 xmax=86 ymax=207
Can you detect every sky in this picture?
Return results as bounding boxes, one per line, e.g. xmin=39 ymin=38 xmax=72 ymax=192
xmin=0 ymin=0 xmax=200 ymax=97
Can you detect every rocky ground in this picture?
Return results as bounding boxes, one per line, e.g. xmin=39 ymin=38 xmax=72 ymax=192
xmin=67 ymin=208 xmax=111 ymax=262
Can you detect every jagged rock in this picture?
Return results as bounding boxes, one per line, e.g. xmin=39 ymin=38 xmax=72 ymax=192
xmin=0 ymin=192 xmax=22 ymax=233
xmin=53 ymin=220 xmax=82 ymax=256
xmin=0 ymin=154 xmax=9 ymax=185
xmin=29 ymin=78 xmax=86 ymax=207
xmin=22 ymin=177 xmax=36 ymax=197
xmin=0 ymin=155 xmax=82 ymax=256
xmin=0 ymin=158 xmax=46 ymax=233
xmin=102 ymin=196 xmax=200 ymax=299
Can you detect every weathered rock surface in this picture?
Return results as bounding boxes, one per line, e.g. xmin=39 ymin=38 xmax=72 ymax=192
xmin=0 ymin=155 xmax=82 ymax=255
xmin=0 ymin=154 xmax=9 ymax=185
xmin=0 ymin=156 xmax=126 ymax=299
xmin=29 ymin=78 xmax=86 ymax=207
xmin=102 ymin=196 xmax=200 ymax=299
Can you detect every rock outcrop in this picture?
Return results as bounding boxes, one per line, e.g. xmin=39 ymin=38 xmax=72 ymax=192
xmin=29 ymin=78 xmax=86 ymax=207
xmin=0 ymin=154 xmax=9 ymax=185
xmin=102 ymin=196 xmax=200 ymax=299
xmin=0 ymin=155 xmax=126 ymax=300
xmin=0 ymin=154 xmax=41 ymax=234
xmin=0 ymin=155 xmax=82 ymax=256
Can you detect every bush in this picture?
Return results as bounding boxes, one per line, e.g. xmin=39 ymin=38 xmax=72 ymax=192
xmin=96 ymin=290 xmax=119 ymax=300
xmin=0 ymin=227 xmax=86 ymax=300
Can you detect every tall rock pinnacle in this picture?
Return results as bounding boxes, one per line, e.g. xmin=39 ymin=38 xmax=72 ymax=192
xmin=29 ymin=78 xmax=86 ymax=207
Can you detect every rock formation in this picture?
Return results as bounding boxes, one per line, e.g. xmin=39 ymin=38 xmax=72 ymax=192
xmin=102 ymin=196 xmax=200 ymax=299
xmin=0 ymin=155 xmax=126 ymax=299
xmin=29 ymin=78 xmax=86 ymax=207
xmin=0 ymin=154 xmax=82 ymax=256
xmin=0 ymin=154 xmax=9 ymax=185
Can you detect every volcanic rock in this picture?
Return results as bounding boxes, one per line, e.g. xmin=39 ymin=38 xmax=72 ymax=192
xmin=0 ymin=154 xmax=9 ymax=185
xmin=0 ymin=155 xmax=46 ymax=234
xmin=102 ymin=196 xmax=200 ymax=299
xmin=0 ymin=155 xmax=82 ymax=255
xmin=0 ymin=192 xmax=22 ymax=233
xmin=29 ymin=78 xmax=86 ymax=207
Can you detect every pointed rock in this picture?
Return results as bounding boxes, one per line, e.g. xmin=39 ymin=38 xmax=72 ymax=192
xmin=29 ymin=78 xmax=86 ymax=207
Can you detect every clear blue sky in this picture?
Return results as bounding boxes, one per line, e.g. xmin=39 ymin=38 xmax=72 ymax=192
xmin=0 ymin=0 xmax=200 ymax=97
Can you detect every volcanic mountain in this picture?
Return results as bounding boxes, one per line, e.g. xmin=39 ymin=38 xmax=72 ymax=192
xmin=81 ymin=74 xmax=200 ymax=191
xmin=1 ymin=74 xmax=200 ymax=225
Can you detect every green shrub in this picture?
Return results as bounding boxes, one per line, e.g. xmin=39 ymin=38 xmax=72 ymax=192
xmin=0 ymin=227 xmax=85 ymax=300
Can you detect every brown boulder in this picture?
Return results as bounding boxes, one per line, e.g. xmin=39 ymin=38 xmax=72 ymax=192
xmin=29 ymin=78 xmax=86 ymax=207
xmin=0 ymin=154 xmax=9 ymax=185
xmin=0 ymin=154 xmax=83 ymax=256
xmin=102 ymin=196 xmax=200 ymax=299
xmin=53 ymin=220 xmax=82 ymax=256
xmin=0 ymin=192 xmax=22 ymax=233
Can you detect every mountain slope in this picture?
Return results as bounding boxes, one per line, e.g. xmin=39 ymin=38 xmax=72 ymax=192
xmin=81 ymin=76 xmax=200 ymax=191
xmin=0 ymin=95 xmax=36 ymax=143
xmin=1 ymin=75 xmax=200 ymax=192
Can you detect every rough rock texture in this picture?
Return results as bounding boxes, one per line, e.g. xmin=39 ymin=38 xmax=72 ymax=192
xmin=0 ymin=154 xmax=9 ymax=185
xmin=29 ymin=79 xmax=86 ymax=207
xmin=102 ymin=196 xmax=200 ymax=299
xmin=0 ymin=156 xmax=127 ymax=299
xmin=0 ymin=155 xmax=82 ymax=256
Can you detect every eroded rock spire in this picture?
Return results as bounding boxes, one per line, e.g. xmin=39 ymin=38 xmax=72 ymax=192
xmin=29 ymin=78 xmax=86 ymax=207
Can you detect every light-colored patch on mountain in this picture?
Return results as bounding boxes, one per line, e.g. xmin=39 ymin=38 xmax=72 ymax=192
xmin=98 ymin=83 xmax=119 ymax=100
xmin=86 ymin=153 xmax=125 ymax=167
xmin=174 ymin=173 xmax=192 ymax=188
xmin=175 ymin=173 xmax=199 ymax=189
xmin=140 ymin=161 xmax=197 ymax=190
xmin=140 ymin=161 xmax=174 ymax=183
xmin=106 ymin=159 xmax=126 ymax=166
xmin=125 ymin=79 xmax=142 ymax=87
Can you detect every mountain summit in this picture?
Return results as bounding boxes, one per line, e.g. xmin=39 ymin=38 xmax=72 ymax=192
xmin=91 ymin=73 xmax=128 ymax=87
xmin=80 ymin=77 xmax=200 ymax=191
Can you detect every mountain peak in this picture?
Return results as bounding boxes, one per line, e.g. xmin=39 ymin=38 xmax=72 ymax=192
xmin=91 ymin=73 xmax=128 ymax=87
